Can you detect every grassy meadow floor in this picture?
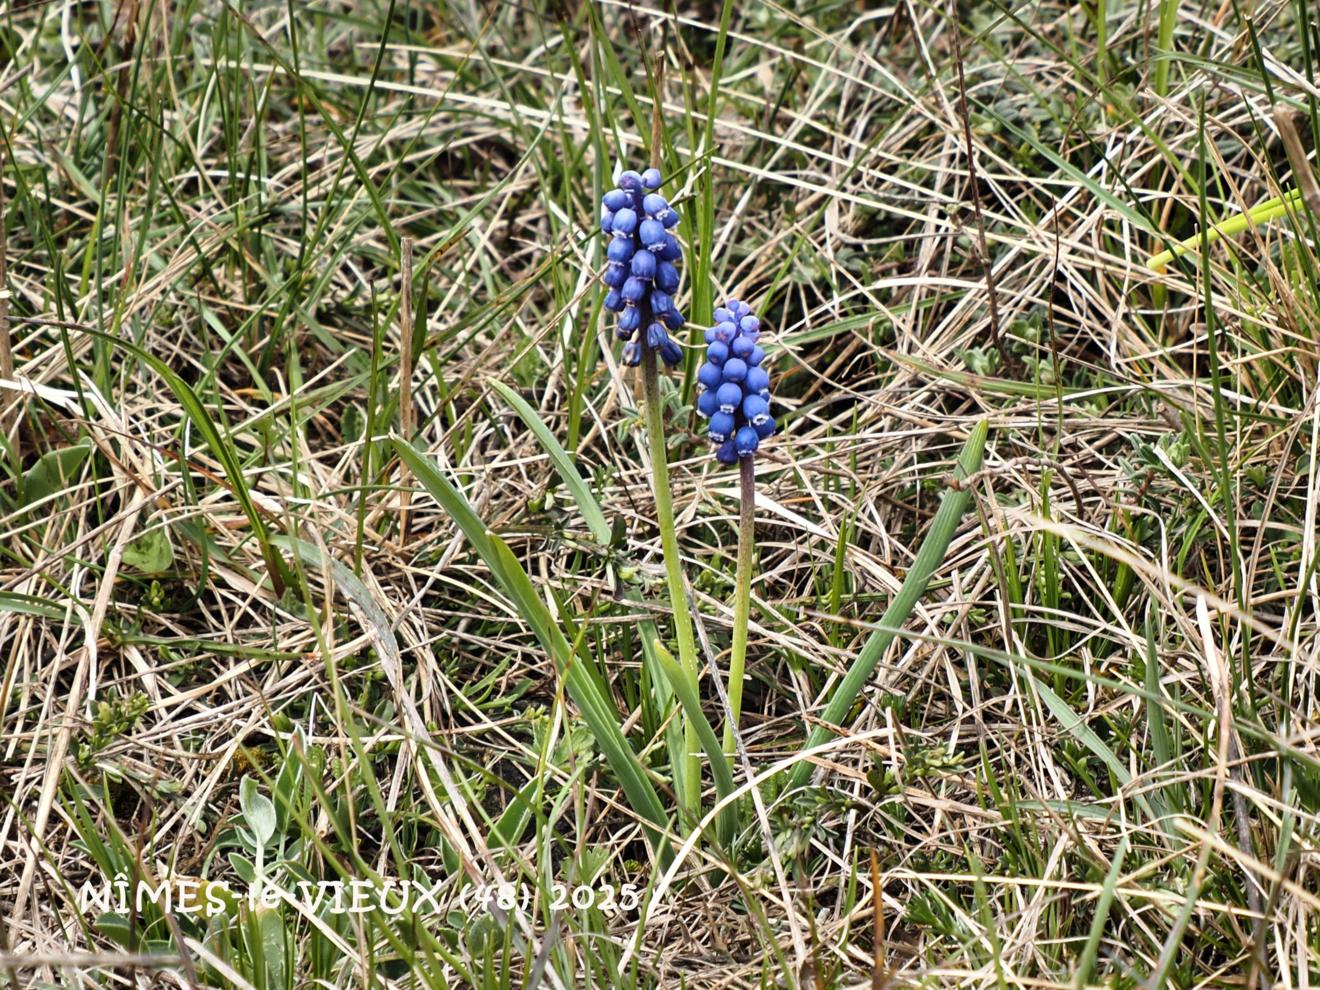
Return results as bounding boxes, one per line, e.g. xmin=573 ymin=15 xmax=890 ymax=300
xmin=1 ymin=0 xmax=1319 ymax=986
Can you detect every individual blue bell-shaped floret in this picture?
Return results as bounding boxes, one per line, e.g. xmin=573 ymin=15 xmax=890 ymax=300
xmin=615 ymin=323 xmax=635 ymax=341
xmin=631 ymin=251 xmax=656 ymax=279
xmin=640 ymin=219 xmax=667 ymax=251
xmin=698 ymin=362 xmax=723 ymax=390
xmin=742 ymin=394 xmax=770 ymax=425
xmin=744 ymin=366 xmax=770 ymax=395
xmin=641 ymin=167 xmax=662 ymax=190
xmin=645 ymin=323 xmax=668 ymax=349
xmin=603 ymin=263 xmax=627 ymax=288
xmin=601 ymin=211 xmax=614 ymax=233
xmin=655 ymin=261 xmax=680 ymax=295
xmin=659 ymin=235 xmax=682 ymax=261
xmin=604 ymin=289 xmax=624 ymax=312
xmin=619 ymin=306 xmax=641 ymax=333
xmin=663 ymin=310 xmax=685 ymax=330
xmin=715 ymin=382 xmax=743 ymax=414
xmin=607 ymin=236 xmax=635 ymax=264
xmin=649 ymin=290 xmax=674 ymax=315
xmin=619 ymin=169 xmax=643 ymax=190
xmin=622 ymin=340 xmax=642 ymax=366
xmin=709 ymin=411 xmax=735 ymax=442
xmin=603 ymin=188 xmax=630 ymax=212
xmin=696 ymin=298 xmax=777 ymax=459
xmin=697 ymin=389 xmax=720 ymax=418
xmin=621 ymin=277 xmax=647 ymax=304
xmin=659 ymin=337 xmax=683 ymax=367
xmin=721 ymin=358 xmax=748 ymax=383
xmin=611 ymin=208 xmax=638 ymax=235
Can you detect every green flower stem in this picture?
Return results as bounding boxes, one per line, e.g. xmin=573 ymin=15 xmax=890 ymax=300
xmin=639 ymin=344 xmax=702 ymax=821
xmin=722 ymin=454 xmax=756 ymax=759
xmin=787 ymin=420 xmax=988 ymax=792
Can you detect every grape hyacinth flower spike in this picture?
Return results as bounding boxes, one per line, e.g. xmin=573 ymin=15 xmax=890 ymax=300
xmin=599 ymin=168 xmax=685 ymax=368
xmin=695 ymin=299 xmax=775 ymax=463
xmin=694 ymin=297 xmax=776 ymax=765
xmin=598 ymin=163 xmax=705 ymax=827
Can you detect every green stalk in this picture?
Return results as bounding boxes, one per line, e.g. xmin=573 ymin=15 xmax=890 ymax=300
xmin=723 ymin=455 xmax=756 ymax=758
xmin=1153 ymin=0 xmax=1179 ymax=99
xmin=1147 ymin=187 xmax=1303 ymax=272
xmin=787 ymin=421 xmax=988 ymax=791
xmin=639 ymin=344 xmax=702 ymax=821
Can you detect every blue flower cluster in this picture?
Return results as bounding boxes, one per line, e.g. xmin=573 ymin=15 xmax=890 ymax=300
xmin=600 ymin=167 xmax=685 ymax=368
xmin=695 ymin=299 xmax=775 ymax=463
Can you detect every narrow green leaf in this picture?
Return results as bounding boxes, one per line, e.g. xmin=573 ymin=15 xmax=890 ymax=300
xmin=651 ymin=639 xmax=737 ymax=847
xmin=487 ymin=379 xmax=610 ymax=544
xmin=789 ymin=420 xmax=988 ymax=790
xmin=393 ymin=438 xmax=673 ymax=863
xmin=1075 ymin=835 xmax=1128 ymax=990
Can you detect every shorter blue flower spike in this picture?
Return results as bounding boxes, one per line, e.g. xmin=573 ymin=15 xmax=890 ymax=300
xmin=697 ymin=389 xmax=719 ymax=418
xmin=698 ymin=299 xmax=776 ymax=460
xmin=641 ymin=167 xmax=662 ymax=190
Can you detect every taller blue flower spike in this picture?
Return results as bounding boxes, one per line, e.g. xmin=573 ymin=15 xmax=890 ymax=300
xmin=599 ymin=167 xmax=685 ymax=368
xmin=695 ymin=299 xmax=776 ymax=464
